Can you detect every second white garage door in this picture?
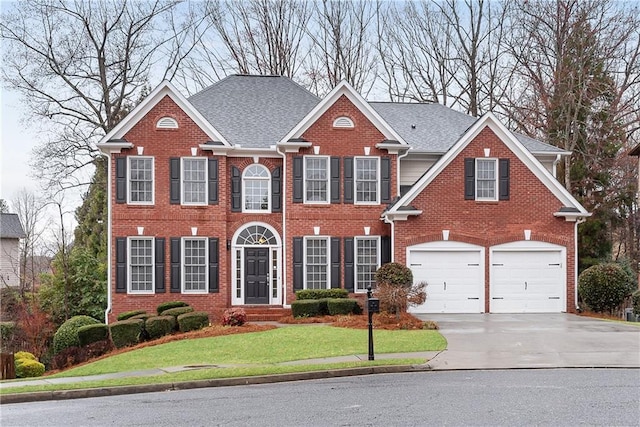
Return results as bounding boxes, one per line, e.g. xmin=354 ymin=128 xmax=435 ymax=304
xmin=490 ymin=241 xmax=566 ymax=313
xmin=407 ymin=241 xmax=484 ymax=313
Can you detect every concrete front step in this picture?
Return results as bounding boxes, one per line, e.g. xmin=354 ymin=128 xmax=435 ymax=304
xmin=241 ymin=306 xmax=291 ymax=322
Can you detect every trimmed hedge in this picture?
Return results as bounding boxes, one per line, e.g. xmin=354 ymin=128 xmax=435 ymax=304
xmin=578 ymin=263 xmax=635 ymax=313
xmin=157 ymin=301 xmax=189 ymax=315
xmin=117 ymin=310 xmax=147 ymax=321
xmin=327 ymin=298 xmax=362 ymax=315
xmin=77 ymin=324 xmax=110 ymax=347
xmin=146 ymin=316 xmax=176 ymax=340
xmin=161 ymin=306 xmax=194 ymax=318
xmin=291 ymin=300 xmax=321 ymax=318
xmin=109 ymin=319 xmax=144 ymax=349
xmin=131 ymin=313 xmax=154 ymax=321
xmin=15 ymin=358 xmax=45 ymax=378
xmin=14 ymin=351 xmax=36 ymax=362
xmin=296 ymin=289 xmax=348 ymax=300
xmin=177 ymin=312 xmax=210 ymax=333
xmin=632 ymin=290 xmax=640 ymax=316
xmin=52 ymin=315 xmax=100 ymax=355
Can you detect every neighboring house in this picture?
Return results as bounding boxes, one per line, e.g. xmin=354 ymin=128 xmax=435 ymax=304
xmin=0 ymin=213 xmax=26 ymax=288
xmin=97 ymin=75 xmax=589 ymax=322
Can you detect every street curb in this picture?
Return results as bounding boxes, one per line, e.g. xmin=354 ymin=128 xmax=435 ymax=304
xmin=0 ymin=364 xmax=431 ymax=404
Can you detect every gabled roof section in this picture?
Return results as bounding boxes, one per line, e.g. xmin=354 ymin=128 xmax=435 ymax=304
xmin=98 ymin=81 xmax=229 ymax=146
xmin=385 ymin=112 xmax=588 ymax=217
xmin=0 ymin=213 xmax=26 ymax=239
xmin=280 ymin=80 xmax=408 ymax=145
xmin=189 ymin=75 xmax=320 ymax=148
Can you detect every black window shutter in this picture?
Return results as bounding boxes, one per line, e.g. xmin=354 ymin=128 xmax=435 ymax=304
xmin=170 ymin=158 xmax=180 ymax=204
xmin=293 ymin=237 xmax=303 ymax=291
xmin=155 ymin=238 xmax=165 ymax=293
xmin=330 ymin=157 xmax=340 ymax=204
xmin=381 ymin=236 xmax=391 ymax=265
xmin=293 ymin=156 xmax=303 ymax=203
xmin=115 ymin=237 xmax=127 ymax=293
xmin=272 ymin=166 xmax=282 ymax=212
xmin=499 ymin=158 xmax=510 ymax=200
xmin=208 ymin=158 xmax=219 ymax=204
xmin=344 ymin=157 xmax=354 ymax=204
xmin=231 ymin=166 xmax=242 ymax=212
xmin=344 ymin=237 xmax=354 ymax=292
xmin=116 ymin=158 xmax=126 ymax=204
xmin=381 ymin=157 xmax=392 ymax=203
xmin=464 ymin=158 xmax=475 ymax=200
xmin=170 ymin=238 xmax=181 ymax=293
xmin=209 ymin=238 xmax=219 ymax=293
xmin=331 ymin=237 xmax=341 ymax=289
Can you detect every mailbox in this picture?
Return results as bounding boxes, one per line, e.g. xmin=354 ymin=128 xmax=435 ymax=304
xmin=367 ymin=298 xmax=380 ymax=313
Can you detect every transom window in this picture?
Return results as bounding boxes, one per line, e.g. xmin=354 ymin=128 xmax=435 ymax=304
xmin=355 ymin=237 xmax=380 ymax=292
xmin=128 ymin=157 xmax=154 ymax=204
xmin=182 ymin=158 xmax=207 ymax=204
xmin=183 ymin=238 xmax=207 ymax=293
xmin=355 ymin=157 xmax=379 ymax=204
xmin=304 ymin=156 xmax=329 ymax=203
xmin=476 ymin=158 xmax=497 ymax=200
xmin=129 ymin=238 xmax=153 ymax=293
xmin=243 ymin=164 xmax=270 ymax=211
xmin=236 ymin=225 xmax=277 ymax=246
xmin=305 ymin=237 xmax=329 ymax=289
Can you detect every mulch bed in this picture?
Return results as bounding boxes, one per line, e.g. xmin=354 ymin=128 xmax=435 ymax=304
xmin=278 ymin=312 xmax=435 ymax=330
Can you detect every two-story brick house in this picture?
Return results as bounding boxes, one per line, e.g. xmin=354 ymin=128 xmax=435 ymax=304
xmin=97 ymin=75 xmax=589 ymax=322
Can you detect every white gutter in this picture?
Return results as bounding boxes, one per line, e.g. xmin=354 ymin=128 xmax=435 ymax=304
xmin=276 ymin=145 xmax=288 ymax=307
xmin=98 ymin=149 xmax=113 ymax=325
xmin=553 ymin=154 xmax=562 ymax=179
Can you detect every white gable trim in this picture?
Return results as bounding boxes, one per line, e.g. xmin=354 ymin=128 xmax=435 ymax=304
xmin=279 ymin=80 xmax=407 ymax=146
xmin=387 ymin=112 xmax=588 ymax=216
xmin=98 ymin=81 xmax=230 ymax=146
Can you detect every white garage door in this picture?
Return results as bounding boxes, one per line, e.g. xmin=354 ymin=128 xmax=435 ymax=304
xmin=407 ymin=242 xmax=484 ymax=313
xmin=490 ymin=241 xmax=566 ymax=313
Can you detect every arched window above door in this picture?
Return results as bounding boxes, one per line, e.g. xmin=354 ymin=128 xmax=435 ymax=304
xmin=236 ymin=225 xmax=277 ymax=245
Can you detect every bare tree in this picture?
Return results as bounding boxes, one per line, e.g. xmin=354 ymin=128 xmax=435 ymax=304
xmin=11 ymin=189 xmax=46 ymax=296
xmin=0 ymin=0 xmax=208 ymax=190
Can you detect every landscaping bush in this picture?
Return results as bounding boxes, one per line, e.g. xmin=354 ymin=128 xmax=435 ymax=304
xmin=14 ymin=351 xmax=36 ymax=362
xmin=0 ymin=321 xmax=16 ymax=351
xmin=632 ymin=290 xmax=640 ymax=317
xmin=327 ymin=298 xmax=361 ymax=315
xmin=117 ymin=310 xmax=147 ymax=321
xmin=295 ymin=289 xmax=348 ymax=300
xmin=52 ymin=315 xmax=100 ymax=355
xmin=177 ymin=312 xmax=210 ymax=332
xmin=160 ymin=306 xmax=194 ymax=318
xmin=291 ymin=300 xmax=321 ymax=318
xmin=15 ymin=358 xmax=45 ymax=378
xmin=145 ymin=316 xmax=176 ymax=340
xmin=77 ymin=324 xmax=110 ymax=347
xmin=50 ymin=340 xmax=113 ymax=371
xmin=156 ymin=301 xmax=189 ymax=315
xmin=222 ymin=308 xmax=247 ymax=326
xmin=374 ymin=262 xmax=413 ymax=288
xmin=578 ymin=263 xmax=635 ymax=314
xmin=375 ymin=281 xmax=427 ymax=318
xmin=109 ymin=319 xmax=144 ymax=349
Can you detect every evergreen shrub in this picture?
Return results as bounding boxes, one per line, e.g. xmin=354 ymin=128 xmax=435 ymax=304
xmin=295 ymin=289 xmax=348 ymax=300
xmin=77 ymin=324 xmax=110 ymax=347
xmin=177 ymin=312 xmax=209 ymax=332
xmin=578 ymin=263 xmax=635 ymax=313
xmin=160 ymin=306 xmax=194 ymax=318
xmin=146 ymin=316 xmax=176 ymax=340
xmin=52 ymin=315 xmax=100 ymax=355
xmin=156 ymin=301 xmax=189 ymax=315
xmin=632 ymin=290 xmax=640 ymax=317
xmin=109 ymin=319 xmax=144 ymax=348
xmin=291 ymin=300 xmax=321 ymax=318
xmin=117 ymin=310 xmax=147 ymax=321
xmin=15 ymin=358 xmax=45 ymax=378
xmin=327 ymin=298 xmax=361 ymax=315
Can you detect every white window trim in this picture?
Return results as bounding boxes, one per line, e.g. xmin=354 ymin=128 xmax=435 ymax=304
xmin=181 ymin=157 xmax=208 ymax=206
xmin=127 ymin=156 xmax=155 ymax=205
xmin=475 ymin=158 xmax=498 ymax=201
xmin=242 ymin=164 xmax=271 ymax=213
xmin=127 ymin=237 xmax=154 ymax=295
xmin=354 ymin=236 xmax=381 ymax=293
xmin=303 ymin=236 xmax=331 ymax=290
xmin=303 ymin=155 xmax=330 ymax=204
xmin=181 ymin=237 xmax=208 ymax=294
xmin=354 ymin=156 xmax=380 ymax=205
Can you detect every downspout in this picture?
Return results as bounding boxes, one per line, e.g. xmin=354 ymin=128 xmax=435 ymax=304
xmin=276 ymin=145 xmax=288 ymax=307
xmin=574 ymin=217 xmax=586 ymax=312
xmin=396 ymin=147 xmax=411 ymax=196
xmin=552 ymin=154 xmax=562 ymax=179
xmin=99 ymin=150 xmax=113 ymax=324
xmin=382 ymin=214 xmax=395 ymax=262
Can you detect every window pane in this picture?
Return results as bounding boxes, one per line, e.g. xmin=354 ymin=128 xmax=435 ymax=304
xmin=183 ymin=159 xmax=206 ymax=204
xmin=356 ymin=238 xmax=378 ymax=291
xmin=184 ymin=239 xmax=206 ymax=291
xmin=305 ymin=157 xmax=328 ymax=202
xmin=130 ymin=239 xmax=153 ymax=292
xmin=355 ymin=158 xmax=378 ymax=203
xmin=243 ymin=165 xmax=269 ymax=211
xmin=129 ymin=158 xmax=153 ymax=202
xmin=476 ymin=159 xmax=496 ymax=199
xmin=306 ymin=238 xmax=328 ymax=290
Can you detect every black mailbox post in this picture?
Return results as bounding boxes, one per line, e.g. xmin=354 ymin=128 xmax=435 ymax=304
xmin=366 ymin=286 xmax=379 ymax=360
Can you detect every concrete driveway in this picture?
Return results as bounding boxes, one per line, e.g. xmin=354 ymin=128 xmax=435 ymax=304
xmin=414 ymin=313 xmax=640 ymax=370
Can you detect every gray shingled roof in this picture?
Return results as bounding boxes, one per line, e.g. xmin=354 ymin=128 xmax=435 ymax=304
xmin=189 ymin=75 xmax=320 ymax=147
xmin=0 ymin=213 xmax=26 ymax=239
xmin=188 ymin=75 xmax=563 ymax=154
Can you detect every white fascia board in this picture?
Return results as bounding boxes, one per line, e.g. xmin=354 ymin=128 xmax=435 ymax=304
xmin=387 ymin=112 xmax=588 ymax=215
xmin=199 ymin=145 xmax=281 ymax=158
xmin=98 ymin=81 xmax=230 ymax=146
xmin=96 ymin=141 xmax=134 ymax=154
xmin=279 ymin=80 xmax=408 ymax=145
xmin=276 ymin=140 xmax=313 ymax=153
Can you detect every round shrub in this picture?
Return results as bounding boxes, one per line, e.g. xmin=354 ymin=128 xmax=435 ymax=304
xmin=578 ymin=263 xmax=635 ymax=313
xmin=177 ymin=312 xmax=210 ymax=332
xmin=632 ymin=290 xmax=640 ymax=317
xmin=375 ymin=262 xmax=413 ymax=288
xmin=222 ymin=308 xmax=247 ymax=326
xmin=14 ymin=351 xmax=37 ymax=362
xmin=156 ymin=301 xmax=189 ymax=315
xmin=160 ymin=306 xmax=194 ymax=318
xmin=77 ymin=324 xmax=110 ymax=347
xmin=117 ymin=310 xmax=147 ymax=321
xmin=109 ymin=319 xmax=144 ymax=349
xmin=146 ymin=316 xmax=176 ymax=340
xmin=52 ymin=315 xmax=100 ymax=355
xmin=15 ymin=358 xmax=45 ymax=378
